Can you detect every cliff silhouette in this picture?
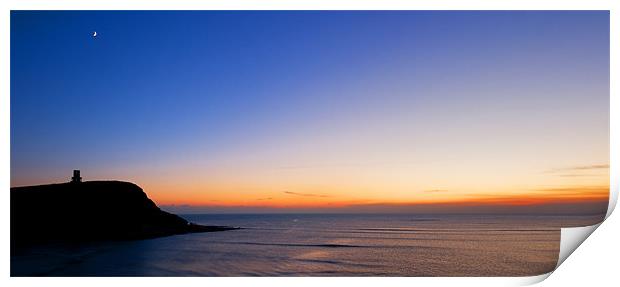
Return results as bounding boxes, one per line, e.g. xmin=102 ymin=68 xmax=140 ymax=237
xmin=11 ymin=180 xmax=237 ymax=250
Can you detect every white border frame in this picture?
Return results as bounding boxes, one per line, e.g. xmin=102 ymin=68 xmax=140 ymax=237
xmin=1 ymin=1 xmax=618 ymax=286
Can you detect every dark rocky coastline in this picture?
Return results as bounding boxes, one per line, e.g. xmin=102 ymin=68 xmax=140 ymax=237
xmin=11 ymin=181 xmax=238 ymax=251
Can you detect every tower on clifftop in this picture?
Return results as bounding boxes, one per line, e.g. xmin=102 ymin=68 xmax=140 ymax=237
xmin=71 ymin=170 xmax=82 ymax=183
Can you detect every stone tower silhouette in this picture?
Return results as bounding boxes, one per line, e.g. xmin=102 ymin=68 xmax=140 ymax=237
xmin=71 ymin=170 xmax=82 ymax=183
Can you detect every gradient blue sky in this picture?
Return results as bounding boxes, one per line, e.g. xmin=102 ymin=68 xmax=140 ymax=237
xmin=11 ymin=11 xmax=609 ymax=212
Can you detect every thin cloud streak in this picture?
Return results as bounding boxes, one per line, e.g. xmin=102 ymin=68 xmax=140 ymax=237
xmin=283 ymin=191 xmax=330 ymax=198
xmin=532 ymin=186 xmax=609 ymax=194
xmin=545 ymin=164 xmax=609 ymax=173
xmin=558 ymin=174 xmax=605 ymax=178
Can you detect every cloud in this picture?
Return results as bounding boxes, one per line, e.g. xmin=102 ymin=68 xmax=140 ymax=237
xmin=424 ymin=189 xmax=448 ymax=193
xmin=557 ymin=174 xmax=602 ymax=178
xmin=283 ymin=191 xmax=330 ymax=198
xmin=532 ymin=186 xmax=609 ymax=194
xmin=544 ymin=164 xmax=609 ymax=177
xmin=256 ymin=197 xmax=273 ymax=201
xmin=546 ymin=164 xmax=609 ymax=173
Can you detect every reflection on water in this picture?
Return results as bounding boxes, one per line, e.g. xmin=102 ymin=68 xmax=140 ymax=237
xmin=11 ymin=213 xmax=604 ymax=276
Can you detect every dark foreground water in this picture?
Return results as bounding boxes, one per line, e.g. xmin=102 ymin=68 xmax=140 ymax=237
xmin=11 ymin=213 xmax=604 ymax=276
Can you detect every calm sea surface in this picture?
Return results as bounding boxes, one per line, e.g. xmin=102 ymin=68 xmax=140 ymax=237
xmin=11 ymin=213 xmax=604 ymax=276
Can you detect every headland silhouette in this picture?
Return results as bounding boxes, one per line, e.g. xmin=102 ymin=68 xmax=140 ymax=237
xmin=11 ymin=170 xmax=239 ymax=251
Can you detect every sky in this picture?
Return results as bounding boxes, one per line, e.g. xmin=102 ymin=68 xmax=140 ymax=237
xmin=11 ymin=11 xmax=609 ymax=214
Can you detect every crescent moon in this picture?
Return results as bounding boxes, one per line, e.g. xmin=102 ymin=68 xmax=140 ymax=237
xmin=93 ymin=31 xmax=97 ymax=37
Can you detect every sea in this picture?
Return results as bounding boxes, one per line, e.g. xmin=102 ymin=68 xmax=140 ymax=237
xmin=10 ymin=213 xmax=604 ymax=276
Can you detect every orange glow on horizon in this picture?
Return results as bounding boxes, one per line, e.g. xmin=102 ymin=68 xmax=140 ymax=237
xmin=119 ymin=157 xmax=609 ymax=212
xmin=148 ymin=185 xmax=609 ymax=209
